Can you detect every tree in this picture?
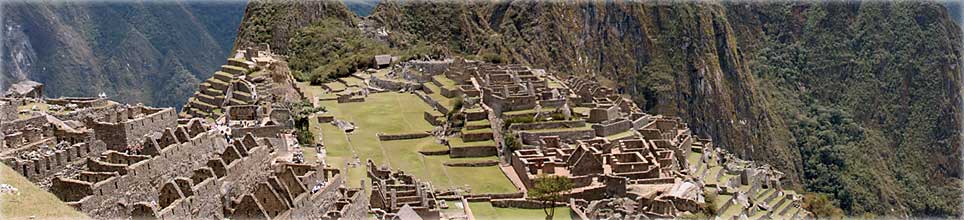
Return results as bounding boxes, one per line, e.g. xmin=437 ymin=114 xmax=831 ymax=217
xmin=529 ymin=175 xmax=574 ymax=220
xmin=802 ymin=193 xmax=845 ymax=220
xmin=290 ymin=99 xmax=325 ymax=145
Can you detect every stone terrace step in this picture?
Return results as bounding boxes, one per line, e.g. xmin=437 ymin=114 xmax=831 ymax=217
xmin=213 ymin=71 xmax=234 ymax=82
xmin=227 ymin=58 xmax=248 ymax=67
xmin=207 ymin=78 xmax=230 ymax=90
xmin=228 ymin=98 xmax=248 ymax=106
xmin=195 ymin=92 xmax=217 ymax=104
xmin=203 ymin=87 xmax=224 ymax=97
xmin=221 ymin=65 xmax=248 ymax=75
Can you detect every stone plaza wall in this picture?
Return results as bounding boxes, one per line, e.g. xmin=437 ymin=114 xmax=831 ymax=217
xmin=230 ymin=125 xmax=287 ymax=138
xmin=461 ymin=131 xmax=493 ymax=142
xmin=377 ymin=132 xmax=431 ymax=141
xmin=450 ymin=145 xmax=498 ymax=158
xmin=509 ymin=120 xmax=586 ymax=131
xmin=416 ymin=91 xmax=450 ymax=114
xmin=518 ymin=129 xmax=595 ymax=145
xmin=423 ymin=111 xmax=444 ymax=126
xmin=371 ymin=77 xmax=422 ymax=91
xmin=409 ymin=60 xmax=452 ymax=75
xmin=592 ymin=119 xmax=632 ymax=137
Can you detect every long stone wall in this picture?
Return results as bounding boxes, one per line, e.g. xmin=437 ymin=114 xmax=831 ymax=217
xmin=592 ymin=119 xmax=632 ymax=137
xmin=509 ymin=120 xmax=586 ymax=131
xmin=230 ymin=125 xmax=287 ymax=138
xmin=377 ymin=132 xmax=431 ymax=141
xmin=518 ymin=129 xmax=595 ymax=145
xmin=415 ymin=91 xmax=450 ymax=114
xmin=371 ymin=77 xmax=422 ymax=91
xmin=450 ymin=145 xmax=498 ymax=158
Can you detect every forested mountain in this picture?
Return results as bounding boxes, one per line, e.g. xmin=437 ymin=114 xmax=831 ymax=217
xmin=234 ymin=0 xmax=962 ymax=217
xmin=1 ymin=0 xmax=246 ymax=108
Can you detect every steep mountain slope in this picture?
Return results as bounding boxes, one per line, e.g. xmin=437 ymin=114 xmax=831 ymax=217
xmin=234 ymin=0 xmax=962 ymax=217
xmin=343 ymin=0 xmax=381 ymax=16
xmin=1 ymin=0 xmax=246 ymax=108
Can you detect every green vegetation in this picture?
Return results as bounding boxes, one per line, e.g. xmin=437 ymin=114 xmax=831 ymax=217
xmin=529 ymin=175 xmax=575 ymax=220
xmin=802 ymin=193 xmax=845 ymax=219
xmin=703 ymin=188 xmax=719 ymax=216
xmin=291 ymin=99 xmax=325 ymax=145
xmin=288 ymin=18 xmax=390 ymax=83
xmin=745 ymin=2 xmax=962 ymax=216
xmin=502 ymin=132 xmax=521 ymax=152
xmin=469 ymin=202 xmax=571 ymax=220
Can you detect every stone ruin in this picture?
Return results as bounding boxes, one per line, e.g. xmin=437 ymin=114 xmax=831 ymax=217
xmin=367 ymin=160 xmax=441 ymax=220
xmin=0 ymin=47 xmax=368 ymax=220
xmin=2 ymin=50 xmax=813 ymax=219
xmin=371 ymin=57 xmax=813 ymax=219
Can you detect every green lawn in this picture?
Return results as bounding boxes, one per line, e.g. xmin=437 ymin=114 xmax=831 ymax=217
xmin=433 ymin=74 xmax=458 ymax=88
xmin=469 ymin=202 xmax=571 ymax=220
xmin=449 ymin=137 xmax=497 ymax=148
xmin=302 ymin=86 xmax=517 ymax=194
xmin=466 ymin=119 xmax=491 ymax=127
xmin=324 ymin=81 xmax=347 ymax=91
xmin=341 ymin=76 xmax=366 ymax=87
xmin=1 ymin=164 xmax=88 ymax=220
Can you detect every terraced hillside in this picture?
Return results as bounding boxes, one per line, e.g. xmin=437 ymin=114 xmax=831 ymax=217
xmin=181 ymin=57 xmax=256 ymax=119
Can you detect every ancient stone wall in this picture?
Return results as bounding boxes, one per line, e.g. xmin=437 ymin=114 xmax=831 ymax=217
xmin=416 ymin=92 xmax=450 ymax=114
xmin=423 ymin=111 xmax=443 ymax=126
xmin=46 ymin=97 xmax=109 ymax=108
xmin=226 ymin=105 xmax=261 ymax=121
xmin=509 ymin=120 xmax=586 ymax=131
xmin=377 ymin=132 xmax=431 ymax=141
xmin=0 ymin=101 xmax=15 ymax=121
xmin=518 ymin=129 xmax=595 ymax=145
xmin=4 ymin=141 xmax=106 ymax=182
xmin=1 ymin=115 xmax=48 ymax=133
xmin=371 ymin=77 xmax=422 ymax=91
xmin=53 ymin=103 xmax=123 ymax=122
xmin=461 ymin=131 xmax=493 ymax=142
xmin=409 ymin=60 xmax=452 ymax=75
xmin=231 ymin=125 xmax=286 ymax=138
xmin=443 ymin=160 xmax=499 ymax=167
xmin=449 ymin=145 xmax=497 ymax=158
xmin=592 ymin=119 xmax=632 ymax=137
xmin=89 ymin=107 xmax=177 ymax=151
xmin=50 ymin=127 xmax=232 ymax=218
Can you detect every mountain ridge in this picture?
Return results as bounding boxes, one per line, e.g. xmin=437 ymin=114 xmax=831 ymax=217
xmin=1 ymin=0 xmax=246 ymax=108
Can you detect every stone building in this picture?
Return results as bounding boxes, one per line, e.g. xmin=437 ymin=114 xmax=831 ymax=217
xmin=3 ymin=80 xmax=43 ymax=98
xmin=367 ymin=160 xmax=441 ymax=220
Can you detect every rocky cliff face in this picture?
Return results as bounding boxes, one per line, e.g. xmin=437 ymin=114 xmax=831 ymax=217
xmin=1 ymin=1 xmax=245 ymax=108
xmin=235 ymin=0 xmax=961 ymax=216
